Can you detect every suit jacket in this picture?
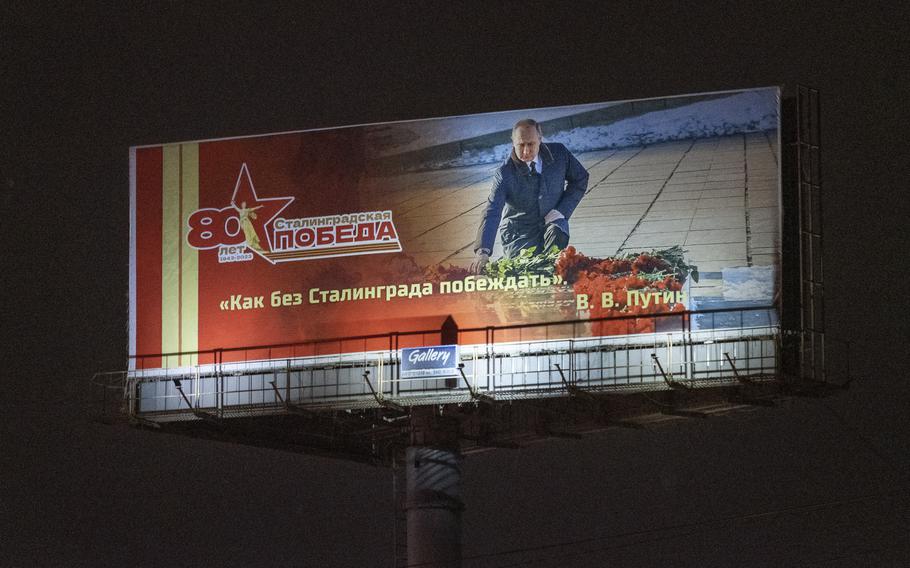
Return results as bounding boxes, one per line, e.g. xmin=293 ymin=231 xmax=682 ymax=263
xmin=474 ymin=142 xmax=589 ymax=254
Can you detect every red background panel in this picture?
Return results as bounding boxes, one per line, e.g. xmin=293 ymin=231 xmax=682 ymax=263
xmin=134 ymin=147 xmax=163 ymax=368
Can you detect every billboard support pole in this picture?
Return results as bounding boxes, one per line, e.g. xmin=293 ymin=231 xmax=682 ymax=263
xmin=406 ymin=406 xmax=463 ymax=568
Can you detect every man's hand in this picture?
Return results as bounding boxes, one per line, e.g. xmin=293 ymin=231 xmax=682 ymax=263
xmin=544 ymin=209 xmax=565 ymax=224
xmin=470 ymin=251 xmax=490 ymax=275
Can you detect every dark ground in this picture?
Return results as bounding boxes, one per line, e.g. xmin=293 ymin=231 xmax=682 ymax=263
xmin=2 ymin=3 xmax=909 ymax=566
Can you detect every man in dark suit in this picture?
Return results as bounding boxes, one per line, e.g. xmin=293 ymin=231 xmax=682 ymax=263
xmin=470 ymin=118 xmax=589 ymax=274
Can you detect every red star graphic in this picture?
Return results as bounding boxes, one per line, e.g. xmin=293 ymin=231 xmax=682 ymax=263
xmin=229 ymin=163 xmax=294 ymax=258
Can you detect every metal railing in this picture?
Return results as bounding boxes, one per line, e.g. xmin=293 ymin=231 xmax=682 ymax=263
xmin=118 ymin=307 xmax=786 ymax=421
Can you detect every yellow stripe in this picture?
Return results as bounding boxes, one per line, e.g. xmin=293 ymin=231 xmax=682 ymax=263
xmin=180 ymin=144 xmax=199 ymax=367
xmin=161 ymin=146 xmax=181 ymax=368
xmin=161 ymin=144 xmax=200 ymax=368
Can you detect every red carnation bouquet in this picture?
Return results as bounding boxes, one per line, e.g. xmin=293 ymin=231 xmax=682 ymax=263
xmin=555 ymin=246 xmax=697 ymax=335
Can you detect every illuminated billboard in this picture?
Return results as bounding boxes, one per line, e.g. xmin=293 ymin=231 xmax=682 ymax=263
xmin=130 ymin=87 xmax=780 ymax=369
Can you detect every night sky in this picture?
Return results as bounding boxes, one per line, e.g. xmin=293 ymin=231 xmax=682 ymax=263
xmin=3 ymin=4 xmax=910 ymax=566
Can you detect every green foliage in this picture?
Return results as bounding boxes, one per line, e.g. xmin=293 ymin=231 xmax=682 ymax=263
xmin=483 ymin=244 xmax=699 ymax=284
xmin=483 ymin=246 xmax=561 ymax=279
xmin=625 ymin=245 xmax=699 ymax=283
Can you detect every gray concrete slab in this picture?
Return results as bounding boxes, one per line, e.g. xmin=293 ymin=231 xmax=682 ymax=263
xmin=371 ymin=132 xmax=778 ymax=301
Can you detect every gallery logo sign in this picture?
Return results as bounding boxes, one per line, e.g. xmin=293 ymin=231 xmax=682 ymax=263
xmin=400 ymin=345 xmax=460 ymax=378
xmin=186 ymin=163 xmax=401 ymax=264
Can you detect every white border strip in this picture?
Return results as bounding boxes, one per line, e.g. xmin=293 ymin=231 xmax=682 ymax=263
xmin=775 ymin=87 xmax=783 ymax=311
xmin=128 ymin=147 xmax=137 ymax=371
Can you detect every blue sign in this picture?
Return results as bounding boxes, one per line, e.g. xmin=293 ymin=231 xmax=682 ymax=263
xmin=400 ymin=345 xmax=459 ymax=378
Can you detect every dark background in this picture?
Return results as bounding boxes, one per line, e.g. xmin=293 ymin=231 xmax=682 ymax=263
xmin=2 ymin=3 xmax=909 ymax=566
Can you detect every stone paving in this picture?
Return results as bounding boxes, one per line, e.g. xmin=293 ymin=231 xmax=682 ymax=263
xmin=368 ymin=131 xmax=779 ymax=300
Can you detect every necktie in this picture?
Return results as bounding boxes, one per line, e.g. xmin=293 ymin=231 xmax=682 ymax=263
xmin=529 ymin=161 xmax=536 ymax=175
